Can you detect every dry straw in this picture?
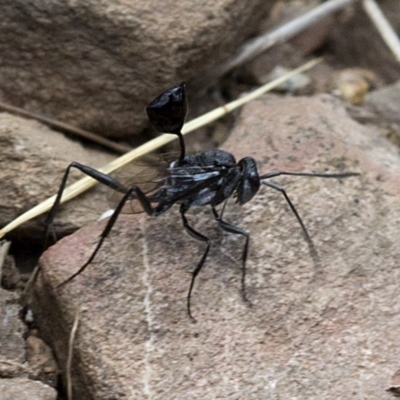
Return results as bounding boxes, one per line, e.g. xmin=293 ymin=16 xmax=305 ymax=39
xmin=0 ymin=58 xmax=321 ymax=239
xmin=66 ymin=308 xmax=81 ymax=400
xmin=1 ymin=0 xmax=399 ymax=240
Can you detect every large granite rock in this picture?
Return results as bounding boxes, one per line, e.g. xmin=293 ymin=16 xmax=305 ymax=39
xmin=33 ymin=94 xmax=400 ymax=399
xmin=0 ymin=1 xmax=275 ymax=138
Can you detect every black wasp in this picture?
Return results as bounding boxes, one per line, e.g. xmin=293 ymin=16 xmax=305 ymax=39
xmin=45 ymin=82 xmax=359 ymax=321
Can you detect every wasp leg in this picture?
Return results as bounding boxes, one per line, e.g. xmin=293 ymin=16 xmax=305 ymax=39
xmin=60 ymin=183 xmax=156 ymax=286
xmin=44 ymin=162 xmax=156 ymax=286
xmin=262 ymin=181 xmax=319 ymax=265
xmin=180 ymin=203 xmax=211 ymax=322
xmin=45 ymin=162 xmax=128 ymax=245
xmin=211 ymin=206 xmax=250 ymax=303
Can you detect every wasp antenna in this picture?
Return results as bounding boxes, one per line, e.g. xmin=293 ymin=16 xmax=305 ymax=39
xmin=262 ymin=180 xmax=321 ymax=266
xmin=146 ymin=82 xmax=187 ymax=161
xmin=260 ymin=171 xmax=360 ymax=180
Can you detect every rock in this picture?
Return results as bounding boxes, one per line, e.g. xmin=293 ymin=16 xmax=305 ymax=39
xmin=366 ymin=80 xmax=400 ymax=122
xmin=387 ymin=368 xmax=400 ymax=396
xmin=0 ymin=378 xmax=57 ymax=400
xmin=267 ymin=0 xmax=335 ymax=55
xmin=240 ymin=0 xmax=335 ymax=86
xmin=1 ymin=256 xmax=21 ymax=290
xmin=327 ymin=1 xmax=400 ymax=83
xmin=364 ymin=80 xmax=400 ymax=147
xmin=0 ymin=267 xmax=58 ymax=389
xmin=328 ymin=68 xmax=380 ymax=105
xmin=0 ymin=284 xmax=29 ymax=381
xmin=26 ymin=336 xmax=58 ymax=388
xmin=0 ymin=288 xmax=26 ymax=367
xmin=32 ymin=94 xmax=400 ymax=399
xmin=262 ymin=65 xmax=313 ymax=94
xmin=0 ymin=112 xmax=114 ymax=240
xmin=0 ymin=1 xmax=275 ymax=138
xmin=239 ymin=42 xmax=307 ymax=86
xmin=0 ymin=242 xmax=21 ymax=290
xmin=0 ymin=361 xmax=28 ymax=380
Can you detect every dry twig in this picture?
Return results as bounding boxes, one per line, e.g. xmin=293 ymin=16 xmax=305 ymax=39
xmin=194 ymin=0 xmax=354 ymax=86
xmin=0 ymin=58 xmax=322 ymax=239
xmin=0 ymin=101 xmax=131 ymax=154
xmin=67 ymin=308 xmax=81 ymax=400
xmin=362 ymin=0 xmax=400 ymax=62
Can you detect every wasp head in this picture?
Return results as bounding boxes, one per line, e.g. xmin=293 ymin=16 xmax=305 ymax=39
xmin=236 ymin=157 xmax=261 ymax=204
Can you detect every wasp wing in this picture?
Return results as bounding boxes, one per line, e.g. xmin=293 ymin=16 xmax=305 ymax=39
xmin=108 ymin=152 xmax=226 ymax=214
xmin=108 ymin=153 xmax=176 ymax=214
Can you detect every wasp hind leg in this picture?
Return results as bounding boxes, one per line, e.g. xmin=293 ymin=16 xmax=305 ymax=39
xmin=45 ymin=162 xmax=156 ymax=286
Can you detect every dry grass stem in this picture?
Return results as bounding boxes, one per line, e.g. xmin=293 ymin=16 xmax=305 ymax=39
xmin=67 ymin=308 xmax=81 ymax=400
xmin=0 ymin=101 xmax=131 ymax=154
xmin=363 ymin=0 xmax=400 ymax=62
xmin=0 ymin=58 xmax=321 ymax=239
xmin=196 ymin=0 xmax=354 ymax=86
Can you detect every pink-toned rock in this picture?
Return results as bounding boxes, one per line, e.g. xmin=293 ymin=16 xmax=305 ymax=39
xmin=33 ymin=94 xmax=400 ymax=399
xmin=0 ymin=0 xmax=275 ymax=138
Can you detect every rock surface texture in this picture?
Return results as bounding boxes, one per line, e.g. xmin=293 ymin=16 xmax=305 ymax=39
xmin=0 ymin=287 xmax=57 ymax=399
xmin=33 ymin=95 xmax=400 ymax=399
xmin=0 ymin=378 xmax=57 ymax=400
xmin=328 ymin=1 xmax=400 ymax=84
xmin=0 ymin=0 xmax=275 ymax=137
xmin=0 ymin=288 xmax=26 ymax=367
xmin=0 ymin=112 xmax=114 ymax=239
